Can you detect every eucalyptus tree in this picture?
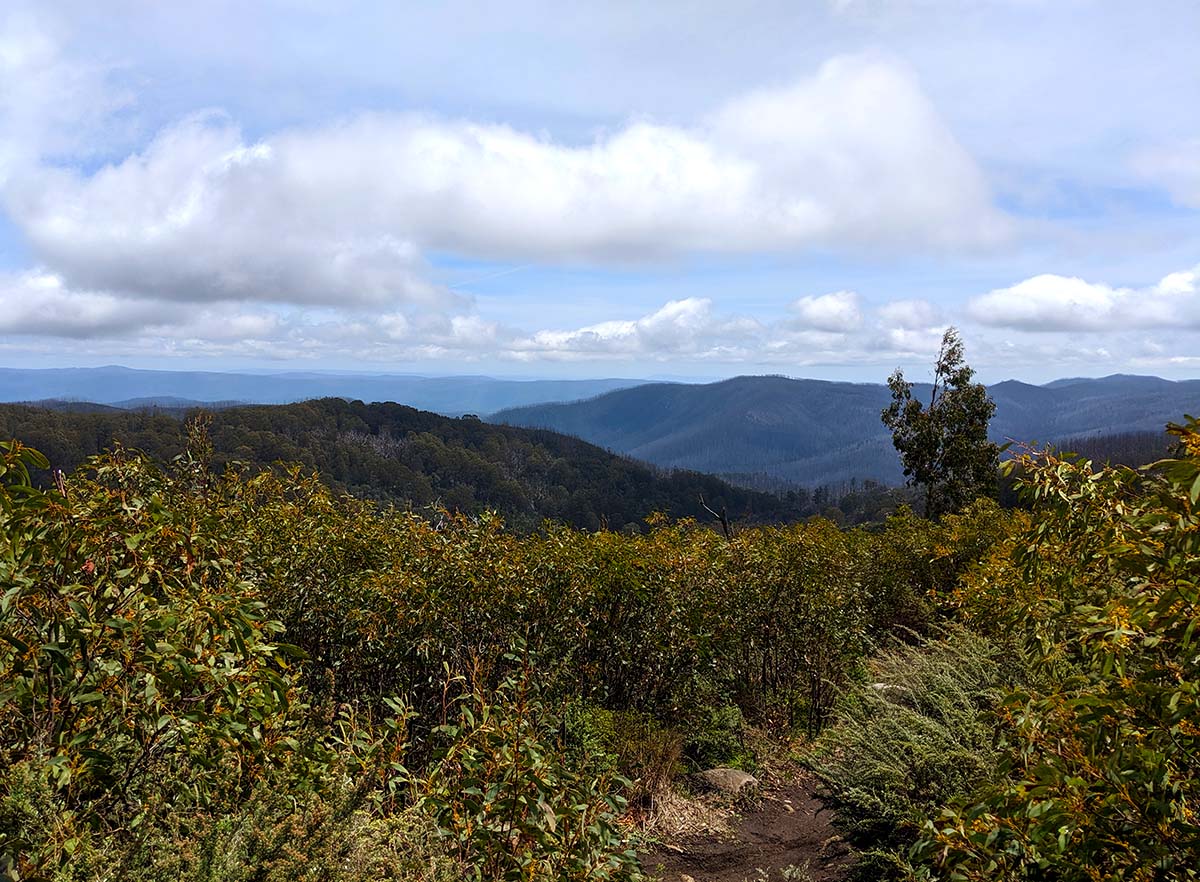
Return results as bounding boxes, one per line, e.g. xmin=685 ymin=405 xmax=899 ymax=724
xmin=882 ymin=327 xmax=1000 ymax=519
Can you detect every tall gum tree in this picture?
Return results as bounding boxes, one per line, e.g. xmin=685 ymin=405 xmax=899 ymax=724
xmin=881 ymin=328 xmax=1000 ymax=519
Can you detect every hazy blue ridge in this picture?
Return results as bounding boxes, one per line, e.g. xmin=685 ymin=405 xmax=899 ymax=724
xmin=0 ymin=367 xmax=645 ymax=416
xmin=492 ymin=374 xmax=1200 ymax=486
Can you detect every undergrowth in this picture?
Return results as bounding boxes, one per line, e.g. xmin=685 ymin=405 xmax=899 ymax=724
xmin=805 ymin=627 xmax=1017 ymax=880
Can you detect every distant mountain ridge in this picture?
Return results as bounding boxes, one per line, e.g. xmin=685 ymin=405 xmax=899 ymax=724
xmin=492 ymin=374 xmax=1200 ymax=487
xmin=0 ymin=366 xmax=643 ymax=416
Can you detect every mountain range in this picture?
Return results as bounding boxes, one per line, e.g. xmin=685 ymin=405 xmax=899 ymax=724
xmin=493 ymin=374 xmax=1200 ymax=487
xmin=0 ymin=366 xmax=641 ymax=416
xmin=5 ymin=367 xmax=1197 ymax=490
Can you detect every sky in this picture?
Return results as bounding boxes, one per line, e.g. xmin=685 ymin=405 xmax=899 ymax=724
xmin=0 ymin=0 xmax=1198 ymax=383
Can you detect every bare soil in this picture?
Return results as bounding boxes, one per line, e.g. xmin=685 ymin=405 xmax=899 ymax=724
xmin=641 ymin=775 xmax=853 ymax=882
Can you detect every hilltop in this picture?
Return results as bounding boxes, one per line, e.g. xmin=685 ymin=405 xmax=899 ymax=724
xmin=493 ymin=373 xmax=1199 ymax=486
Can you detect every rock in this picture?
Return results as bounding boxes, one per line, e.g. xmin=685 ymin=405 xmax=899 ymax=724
xmin=695 ymin=767 xmax=759 ymax=795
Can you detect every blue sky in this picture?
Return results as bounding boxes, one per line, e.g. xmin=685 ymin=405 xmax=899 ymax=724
xmin=1 ymin=0 xmax=1198 ymax=382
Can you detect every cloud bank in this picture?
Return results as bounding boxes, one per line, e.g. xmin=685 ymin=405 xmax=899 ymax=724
xmin=4 ymin=51 xmax=1005 ymax=318
xmin=968 ymin=266 xmax=1200 ymax=332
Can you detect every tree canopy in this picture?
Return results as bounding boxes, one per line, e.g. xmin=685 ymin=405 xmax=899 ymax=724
xmin=882 ymin=328 xmax=1000 ymax=518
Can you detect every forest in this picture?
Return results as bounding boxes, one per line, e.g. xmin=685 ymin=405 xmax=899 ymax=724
xmin=0 ymin=399 xmax=918 ymax=529
xmin=2 ymin=400 xmax=1196 ymax=880
xmin=0 ymin=399 xmax=807 ymax=532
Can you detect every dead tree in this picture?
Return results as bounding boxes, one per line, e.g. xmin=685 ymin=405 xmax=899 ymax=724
xmin=698 ymin=493 xmax=732 ymax=540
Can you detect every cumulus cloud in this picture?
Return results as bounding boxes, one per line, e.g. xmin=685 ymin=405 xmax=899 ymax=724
xmin=499 ymin=293 xmax=954 ymax=364
xmin=518 ymin=299 xmax=761 ymax=360
xmin=0 ymin=9 xmax=129 ymax=185
xmin=0 ymin=272 xmax=176 ymax=338
xmin=789 ymin=291 xmax=863 ymax=331
xmin=877 ymin=298 xmax=941 ymax=330
xmin=7 ymin=115 xmax=459 ymax=310
xmin=2 ymin=269 xmax=950 ymax=367
xmin=0 ymin=271 xmax=293 ymax=342
xmin=966 ymin=266 xmax=1200 ymax=332
xmin=2 ymin=53 xmax=1007 ymax=321
xmin=0 ymin=15 xmax=1017 ymax=364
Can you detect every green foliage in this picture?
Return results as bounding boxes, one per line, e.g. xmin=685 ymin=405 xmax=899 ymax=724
xmin=682 ymin=704 xmax=750 ymax=772
xmin=868 ymin=498 xmax=1017 ymax=635
xmin=0 ymin=435 xmax=648 ymax=881
xmin=0 ymin=440 xmax=303 ymax=876
xmin=0 ymin=759 xmax=461 ymax=882
xmin=418 ymin=658 xmax=642 ymax=881
xmin=224 ymin=479 xmax=1005 ymax=745
xmin=882 ymin=328 xmax=1000 ymax=519
xmin=112 ymin=784 xmax=462 ymax=882
xmin=0 ymin=425 xmax=1016 ymax=880
xmin=916 ymin=417 xmax=1200 ymax=880
xmin=563 ymin=704 xmax=683 ymax=810
xmin=807 ymin=628 xmax=1012 ymax=880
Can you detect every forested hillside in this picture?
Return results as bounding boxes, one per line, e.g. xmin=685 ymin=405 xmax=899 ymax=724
xmin=3 ymin=416 xmax=1197 ymax=880
xmin=0 ymin=398 xmax=808 ymax=531
xmin=494 ymin=374 xmax=1197 ymax=485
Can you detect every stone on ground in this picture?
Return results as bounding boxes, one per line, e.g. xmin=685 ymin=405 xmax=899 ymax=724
xmin=696 ymin=767 xmax=759 ymax=795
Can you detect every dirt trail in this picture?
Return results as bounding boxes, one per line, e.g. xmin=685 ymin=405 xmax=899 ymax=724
xmin=641 ymin=776 xmax=852 ymax=882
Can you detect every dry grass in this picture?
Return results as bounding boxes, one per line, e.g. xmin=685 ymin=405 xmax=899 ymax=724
xmin=637 ymin=786 xmax=738 ymax=841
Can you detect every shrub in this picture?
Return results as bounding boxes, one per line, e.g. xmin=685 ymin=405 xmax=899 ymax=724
xmin=682 ymin=703 xmax=751 ymax=772
xmin=564 ymin=704 xmax=683 ymax=811
xmin=806 ymin=627 xmax=1011 ymax=880
xmin=0 ymin=425 xmax=1017 ymax=881
xmin=916 ymin=418 xmax=1200 ymax=880
xmin=121 ymin=785 xmax=461 ymax=882
xmin=0 ymin=441 xmax=303 ymax=879
xmin=418 ymin=656 xmax=643 ymax=882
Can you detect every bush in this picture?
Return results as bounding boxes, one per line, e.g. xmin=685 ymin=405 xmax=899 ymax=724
xmin=0 ymin=440 xmax=303 ymax=879
xmin=0 ymin=426 xmax=1017 ymax=881
xmin=564 ymin=704 xmax=683 ymax=811
xmin=916 ymin=418 xmax=1200 ymax=880
xmin=682 ymin=703 xmax=751 ymax=772
xmin=418 ymin=657 xmax=643 ymax=882
xmin=120 ymin=785 xmax=461 ymax=882
xmin=806 ymin=627 xmax=1011 ymax=879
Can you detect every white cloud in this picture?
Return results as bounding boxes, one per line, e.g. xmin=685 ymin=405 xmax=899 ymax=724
xmin=0 ymin=9 xmax=129 ymax=185
xmin=7 ymin=114 xmax=457 ymax=310
xmin=877 ymin=298 xmax=941 ymax=330
xmin=0 ymin=265 xmax=959 ymax=366
xmin=3 ymin=53 xmax=1007 ymax=321
xmin=5 ymin=6 xmax=1198 ymax=379
xmin=708 ymin=57 xmax=1007 ymax=250
xmin=9 ymin=270 xmax=1197 ymax=376
xmin=967 ymin=265 xmax=1200 ymax=332
xmin=520 ymin=298 xmax=762 ymax=359
xmin=789 ymin=290 xmax=863 ymax=331
xmin=502 ymin=292 xmax=954 ymax=364
xmin=0 ymin=272 xmax=175 ymax=338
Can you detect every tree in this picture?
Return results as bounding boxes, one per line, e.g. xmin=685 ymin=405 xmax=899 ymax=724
xmin=881 ymin=328 xmax=999 ymax=519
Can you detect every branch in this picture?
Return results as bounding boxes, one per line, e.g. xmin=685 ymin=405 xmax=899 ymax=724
xmin=698 ymin=494 xmax=733 ymax=540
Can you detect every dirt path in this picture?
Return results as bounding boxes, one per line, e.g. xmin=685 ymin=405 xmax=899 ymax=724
xmin=640 ymin=776 xmax=852 ymax=882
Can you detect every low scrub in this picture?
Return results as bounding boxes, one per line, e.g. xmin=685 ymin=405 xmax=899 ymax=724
xmin=806 ymin=628 xmax=1013 ymax=879
xmin=0 ymin=424 xmax=1015 ymax=880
